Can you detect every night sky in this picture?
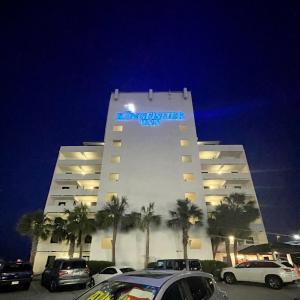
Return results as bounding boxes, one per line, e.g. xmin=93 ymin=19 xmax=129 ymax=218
xmin=0 ymin=1 xmax=299 ymax=260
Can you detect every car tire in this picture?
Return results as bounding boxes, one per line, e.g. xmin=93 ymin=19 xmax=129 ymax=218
xmin=79 ymin=283 xmax=86 ymax=289
xmin=88 ymin=277 xmax=95 ymax=288
xmin=49 ymin=280 xmax=58 ymax=292
xmin=224 ymin=272 xmax=236 ymax=284
xmin=22 ymin=283 xmax=31 ymax=290
xmin=265 ymin=275 xmax=283 ymax=290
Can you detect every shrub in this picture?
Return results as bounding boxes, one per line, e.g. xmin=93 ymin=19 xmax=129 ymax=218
xmin=87 ymin=260 xmax=114 ymax=275
xmin=200 ymin=260 xmax=228 ymax=280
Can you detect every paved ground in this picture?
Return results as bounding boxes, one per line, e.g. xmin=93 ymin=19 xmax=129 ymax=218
xmin=0 ymin=279 xmax=299 ymax=300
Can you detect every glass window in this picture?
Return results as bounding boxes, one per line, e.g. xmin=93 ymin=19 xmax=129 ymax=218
xmin=120 ymin=267 xmax=135 ymax=273
xmin=162 ymin=282 xmax=184 ymax=300
xmin=181 ymin=155 xmax=192 ymax=163
xmin=113 ymin=140 xmax=122 ymax=147
xmin=101 ymin=267 xmax=117 ymax=274
xmin=185 ymin=192 xmax=196 ymax=202
xmin=2 ymin=263 xmax=32 ymax=272
xmin=236 ymin=262 xmax=251 ymax=268
xmin=111 ymin=155 xmax=121 ymax=163
xmin=61 ymin=260 xmax=87 ymax=269
xmin=180 ymin=139 xmax=190 ymax=147
xmin=179 ymin=124 xmax=188 ymax=132
xmin=109 ymin=173 xmax=120 ymax=182
xmin=183 ymin=173 xmax=194 ymax=182
xmin=185 ymin=276 xmax=213 ymax=300
xmin=112 ymin=125 xmax=123 ymax=132
xmin=85 ymin=235 xmax=92 ymax=244
xmin=282 ymin=262 xmax=294 ymax=268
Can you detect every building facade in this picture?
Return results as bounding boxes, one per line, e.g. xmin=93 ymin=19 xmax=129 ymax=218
xmin=34 ymin=90 xmax=267 ymax=272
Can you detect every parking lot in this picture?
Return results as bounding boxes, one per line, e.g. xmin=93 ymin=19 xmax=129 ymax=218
xmin=0 ymin=279 xmax=299 ymax=300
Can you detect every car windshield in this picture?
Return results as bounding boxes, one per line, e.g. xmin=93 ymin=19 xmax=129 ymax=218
xmin=281 ymin=262 xmax=294 ymax=268
xmin=76 ymin=280 xmax=159 ymax=300
xmin=2 ymin=263 xmax=32 ymax=272
xmin=120 ymin=268 xmax=135 ymax=273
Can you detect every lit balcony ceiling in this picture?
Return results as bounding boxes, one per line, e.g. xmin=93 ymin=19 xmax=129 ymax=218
xmin=60 ymin=151 xmax=101 ymax=160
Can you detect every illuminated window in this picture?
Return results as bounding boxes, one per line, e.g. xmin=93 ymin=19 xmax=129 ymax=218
xmin=109 ymin=173 xmax=120 ymax=182
xmin=111 ymin=155 xmax=121 ymax=163
xmin=181 ymin=155 xmax=192 ymax=163
xmin=185 ymin=192 xmax=196 ymax=202
xmin=189 ymin=238 xmax=202 ymax=249
xmin=180 ymin=139 xmax=189 ymax=147
xmin=179 ymin=124 xmax=188 ymax=132
xmin=101 ymin=238 xmax=112 ymax=249
xmin=112 ymin=140 xmax=122 ymax=147
xmin=183 ymin=173 xmax=194 ymax=182
xmin=112 ymin=125 xmax=123 ymax=132
xmin=105 ymin=192 xmax=118 ymax=201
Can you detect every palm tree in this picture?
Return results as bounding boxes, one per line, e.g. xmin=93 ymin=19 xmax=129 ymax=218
xmin=96 ymin=195 xmax=128 ymax=264
xmin=65 ymin=204 xmax=96 ymax=258
xmin=167 ymin=199 xmax=203 ymax=260
xmin=208 ymin=193 xmax=259 ymax=266
xmin=123 ymin=203 xmax=161 ymax=267
xmin=16 ymin=210 xmax=51 ymax=265
xmin=51 ymin=217 xmax=68 ymax=243
xmin=207 ymin=216 xmax=224 ymax=259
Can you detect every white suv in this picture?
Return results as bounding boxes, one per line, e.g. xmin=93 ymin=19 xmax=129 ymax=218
xmin=221 ymin=260 xmax=298 ymax=289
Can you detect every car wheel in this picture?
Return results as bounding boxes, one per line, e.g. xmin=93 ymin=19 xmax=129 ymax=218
xmin=22 ymin=283 xmax=31 ymax=290
xmin=49 ymin=280 xmax=58 ymax=292
xmin=79 ymin=283 xmax=86 ymax=289
xmin=265 ymin=275 xmax=283 ymax=290
xmin=88 ymin=277 xmax=95 ymax=288
xmin=224 ymin=272 xmax=236 ymax=284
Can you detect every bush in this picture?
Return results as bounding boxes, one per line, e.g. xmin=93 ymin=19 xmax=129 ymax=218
xmin=200 ymin=260 xmax=228 ymax=281
xmin=87 ymin=260 xmax=114 ymax=275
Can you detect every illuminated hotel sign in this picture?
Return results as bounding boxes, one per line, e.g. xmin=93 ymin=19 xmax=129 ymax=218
xmin=115 ymin=111 xmax=185 ymax=126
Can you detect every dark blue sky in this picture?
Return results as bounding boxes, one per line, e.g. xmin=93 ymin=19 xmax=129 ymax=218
xmin=0 ymin=1 xmax=299 ymax=260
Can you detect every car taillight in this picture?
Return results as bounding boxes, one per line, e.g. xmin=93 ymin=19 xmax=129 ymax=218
xmin=59 ymin=270 xmax=68 ymax=277
xmin=282 ymin=268 xmax=292 ymax=272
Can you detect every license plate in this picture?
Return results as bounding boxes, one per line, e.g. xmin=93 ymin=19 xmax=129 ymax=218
xmin=11 ymin=281 xmax=19 ymax=285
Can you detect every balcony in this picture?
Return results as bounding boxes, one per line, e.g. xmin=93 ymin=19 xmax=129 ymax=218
xmin=200 ymin=157 xmax=245 ymax=165
xmin=54 ymin=173 xmax=100 ymax=180
xmin=203 ymin=187 xmax=254 ymax=196
xmin=201 ymin=172 xmax=251 ymax=180
xmin=51 ymin=188 xmax=99 ymax=197
xmin=57 ymin=160 xmax=101 ymax=166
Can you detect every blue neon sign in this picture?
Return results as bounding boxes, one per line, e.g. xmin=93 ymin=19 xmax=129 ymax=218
xmin=115 ymin=111 xmax=185 ymax=126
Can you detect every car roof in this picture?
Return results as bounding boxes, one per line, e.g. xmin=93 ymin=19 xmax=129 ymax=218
xmin=107 ymin=270 xmax=212 ymax=288
xmin=107 ymin=266 xmax=135 ymax=269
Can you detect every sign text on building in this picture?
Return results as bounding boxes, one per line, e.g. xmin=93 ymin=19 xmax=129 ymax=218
xmin=115 ymin=111 xmax=185 ymax=126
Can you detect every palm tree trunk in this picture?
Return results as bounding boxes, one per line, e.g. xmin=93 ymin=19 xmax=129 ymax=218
xmin=79 ymin=231 xmax=83 ymax=258
xmin=233 ymin=239 xmax=238 ymax=265
xmin=211 ymin=238 xmax=219 ymax=260
xmin=182 ymin=228 xmax=188 ymax=260
xmin=30 ymin=236 xmax=38 ymax=265
xmin=225 ymin=238 xmax=232 ymax=267
xmin=69 ymin=237 xmax=75 ymax=258
xmin=145 ymin=226 xmax=150 ymax=268
xmin=112 ymin=223 xmax=117 ymax=264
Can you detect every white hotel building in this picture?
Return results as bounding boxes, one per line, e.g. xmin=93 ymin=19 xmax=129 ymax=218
xmin=34 ymin=89 xmax=267 ymax=272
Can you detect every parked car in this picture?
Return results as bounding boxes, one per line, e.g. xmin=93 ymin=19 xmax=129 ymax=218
xmin=0 ymin=260 xmax=33 ymax=290
xmin=153 ymin=259 xmax=202 ymax=271
xmin=41 ymin=258 xmax=90 ymax=292
xmin=221 ymin=260 xmax=298 ymax=289
xmin=75 ymin=270 xmax=228 ymax=300
xmin=91 ymin=266 xmax=136 ymax=286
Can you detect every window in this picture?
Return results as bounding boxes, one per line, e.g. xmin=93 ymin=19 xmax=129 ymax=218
xmin=85 ymin=235 xmax=92 ymax=244
xmin=105 ymin=192 xmax=118 ymax=201
xmin=58 ymin=201 xmax=66 ymax=206
xmin=180 ymin=139 xmax=189 ymax=147
xmin=62 ymin=186 xmax=70 ymax=189
xmin=185 ymin=192 xmax=196 ymax=202
xmin=183 ymin=173 xmax=194 ymax=182
xmin=189 ymin=239 xmax=201 ymax=249
xmin=112 ymin=139 xmax=122 ymax=147
xmin=181 ymin=155 xmax=192 ymax=163
xmin=246 ymin=237 xmax=254 ymax=244
xmin=162 ymin=282 xmax=184 ymax=300
xmin=61 ymin=260 xmax=87 ymax=269
xmin=112 ymin=125 xmax=123 ymax=132
xmin=185 ymin=276 xmax=214 ymax=300
xmin=101 ymin=238 xmax=112 ymax=249
xmin=109 ymin=173 xmax=120 ymax=182
xmin=111 ymin=155 xmax=121 ymax=163
xmin=101 ymin=267 xmax=117 ymax=274
xmin=179 ymin=124 xmax=188 ymax=132
xmin=120 ymin=267 xmax=135 ymax=273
